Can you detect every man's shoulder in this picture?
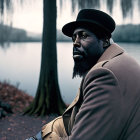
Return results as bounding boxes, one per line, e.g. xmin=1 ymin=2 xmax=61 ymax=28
xmin=84 ymin=60 xmax=116 ymax=83
xmin=84 ymin=52 xmax=126 ymax=82
xmin=86 ymin=60 xmax=110 ymax=76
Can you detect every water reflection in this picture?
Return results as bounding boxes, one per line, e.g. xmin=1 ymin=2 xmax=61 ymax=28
xmin=0 ymin=42 xmax=11 ymax=50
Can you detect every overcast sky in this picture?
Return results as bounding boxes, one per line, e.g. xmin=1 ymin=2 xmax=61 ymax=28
xmin=10 ymin=0 xmax=140 ymax=33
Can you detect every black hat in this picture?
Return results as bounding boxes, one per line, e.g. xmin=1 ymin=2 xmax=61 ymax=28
xmin=62 ymin=9 xmax=116 ymax=38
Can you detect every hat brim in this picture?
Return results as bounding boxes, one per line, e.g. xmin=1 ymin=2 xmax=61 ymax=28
xmin=62 ymin=20 xmax=110 ymax=37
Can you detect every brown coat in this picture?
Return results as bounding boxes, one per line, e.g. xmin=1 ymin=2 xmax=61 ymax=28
xmin=42 ymin=43 xmax=140 ymax=140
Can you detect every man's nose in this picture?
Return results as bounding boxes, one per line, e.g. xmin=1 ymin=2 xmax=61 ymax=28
xmin=73 ymin=42 xmax=80 ymax=48
xmin=73 ymin=36 xmax=80 ymax=48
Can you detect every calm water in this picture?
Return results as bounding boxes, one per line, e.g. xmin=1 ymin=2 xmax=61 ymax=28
xmin=0 ymin=42 xmax=140 ymax=103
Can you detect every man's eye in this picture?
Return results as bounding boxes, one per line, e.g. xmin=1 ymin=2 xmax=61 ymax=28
xmin=80 ymin=33 xmax=88 ymax=39
xmin=81 ymin=35 xmax=87 ymax=38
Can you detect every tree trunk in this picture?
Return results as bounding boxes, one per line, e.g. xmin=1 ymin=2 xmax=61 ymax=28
xmin=24 ymin=0 xmax=66 ymax=116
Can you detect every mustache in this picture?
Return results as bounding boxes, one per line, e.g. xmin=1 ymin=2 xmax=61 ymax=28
xmin=73 ymin=48 xmax=86 ymax=57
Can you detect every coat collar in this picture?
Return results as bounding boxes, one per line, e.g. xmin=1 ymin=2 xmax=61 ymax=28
xmin=97 ymin=43 xmax=124 ymax=63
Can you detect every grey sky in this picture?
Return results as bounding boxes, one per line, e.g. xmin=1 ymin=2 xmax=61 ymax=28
xmin=11 ymin=0 xmax=140 ymax=33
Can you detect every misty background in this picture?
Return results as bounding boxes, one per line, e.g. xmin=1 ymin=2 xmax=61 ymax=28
xmin=0 ymin=0 xmax=140 ymax=104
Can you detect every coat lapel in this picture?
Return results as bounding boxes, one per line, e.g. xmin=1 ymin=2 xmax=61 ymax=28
xmin=63 ymin=90 xmax=80 ymax=114
xmin=62 ymin=78 xmax=84 ymax=135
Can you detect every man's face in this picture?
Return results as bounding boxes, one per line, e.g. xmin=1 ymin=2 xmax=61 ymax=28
xmin=72 ymin=28 xmax=104 ymax=78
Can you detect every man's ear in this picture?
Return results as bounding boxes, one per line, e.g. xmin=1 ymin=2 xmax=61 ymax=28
xmin=102 ymin=38 xmax=110 ymax=48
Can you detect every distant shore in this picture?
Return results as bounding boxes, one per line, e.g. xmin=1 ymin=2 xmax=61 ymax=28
xmin=0 ymin=24 xmax=140 ymax=43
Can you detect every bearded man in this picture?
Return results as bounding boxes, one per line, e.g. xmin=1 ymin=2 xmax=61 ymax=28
xmin=27 ymin=9 xmax=140 ymax=140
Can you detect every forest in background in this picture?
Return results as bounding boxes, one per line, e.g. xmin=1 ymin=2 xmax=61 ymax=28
xmin=0 ymin=23 xmax=140 ymax=43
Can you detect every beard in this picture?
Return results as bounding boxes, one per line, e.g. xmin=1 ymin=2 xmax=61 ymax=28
xmin=72 ymin=42 xmax=102 ymax=78
xmin=72 ymin=58 xmax=95 ymax=78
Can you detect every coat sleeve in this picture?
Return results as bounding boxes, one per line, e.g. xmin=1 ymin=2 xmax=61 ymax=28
xmin=65 ymin=68 xmax=123 ymax=140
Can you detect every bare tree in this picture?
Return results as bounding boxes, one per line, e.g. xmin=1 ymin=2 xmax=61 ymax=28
xmin=24 ymin=0 xmax=66 ymax=116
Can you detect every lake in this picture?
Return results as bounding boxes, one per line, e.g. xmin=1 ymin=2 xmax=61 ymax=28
xmin=0 ymin=42 xmax=140 ymax=103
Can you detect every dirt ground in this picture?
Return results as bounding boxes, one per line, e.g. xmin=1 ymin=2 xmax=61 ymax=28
xmin=0 ymin=113 xmax=56 ymax=140
xmin=0 ymin=82 xmax=57 ymax=140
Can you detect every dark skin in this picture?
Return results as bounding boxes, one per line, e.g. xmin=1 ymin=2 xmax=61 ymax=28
xmin=72 ymin=28 xmax=105 ymax=77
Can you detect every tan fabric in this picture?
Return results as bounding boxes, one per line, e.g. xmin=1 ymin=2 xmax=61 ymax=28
xmin=43 ymin=132 xmax=60 ymax=140
xmin=42 ymin=116 xmax=67 ymax=139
